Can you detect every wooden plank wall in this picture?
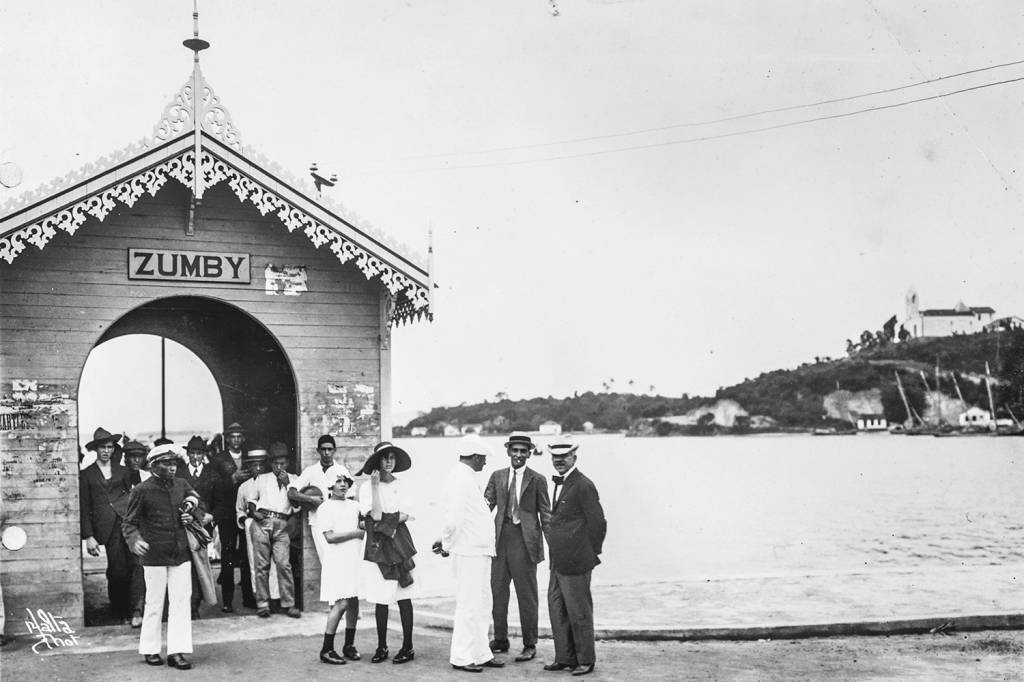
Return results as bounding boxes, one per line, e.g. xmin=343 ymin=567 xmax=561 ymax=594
xmin=0 ymin=180 xmax=384 ymax=630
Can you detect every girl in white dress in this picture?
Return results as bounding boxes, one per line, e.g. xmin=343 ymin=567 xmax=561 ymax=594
xmin=314 ymin=473 xmax=364 ymax=665
xmin=356 ymin=441 xmax=418 ymax=665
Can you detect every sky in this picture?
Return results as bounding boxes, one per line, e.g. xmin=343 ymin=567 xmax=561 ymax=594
xmin=3 ymin=1 xmax=1024 ymax=425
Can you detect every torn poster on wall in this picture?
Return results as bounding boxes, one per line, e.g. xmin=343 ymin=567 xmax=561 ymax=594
xmin=264 ymin=264 xmax=308 ymax=296
xmin=319 ymin=383 xmax=378 ymax=435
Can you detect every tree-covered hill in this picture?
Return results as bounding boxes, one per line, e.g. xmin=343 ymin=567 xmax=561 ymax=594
xmin=400 ymin=330 xmax=1024 ymax=434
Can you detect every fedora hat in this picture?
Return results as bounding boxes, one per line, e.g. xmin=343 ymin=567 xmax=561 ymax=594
xmin=123 ymin=440 xmax=149 ymax=457
xmin=186 ymin=435 xmax=207 ymax=452
xmin=86 ymin=427 xmax=122 ymax=452
xmin=147 ymin=443 xmax=186 ymax=466
xmin=268 ymin=441 xmax=290 ymax=460
xmin=503 ymin=431 xmax=534 ymax=450
xmin=356 ymin=441 xmax=411 ymax=476
xmin=547 ymin=435 xmax=579 ymax=457
xmin=224 ymin=422 xmax=245 ymax=436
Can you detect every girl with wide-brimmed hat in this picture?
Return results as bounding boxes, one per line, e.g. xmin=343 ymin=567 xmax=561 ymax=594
xmin=356 ymin=441 xmax=418 ymax=665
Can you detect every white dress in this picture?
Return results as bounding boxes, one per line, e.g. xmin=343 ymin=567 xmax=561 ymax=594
xmin=313 ymin=498 xmax=363 ymax=603
xmin=358 ymin=478 xmax=421 ymax=604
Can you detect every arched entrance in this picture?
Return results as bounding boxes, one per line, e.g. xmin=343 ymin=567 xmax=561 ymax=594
xmin=78 ymin=295 xmax=301 ymax=625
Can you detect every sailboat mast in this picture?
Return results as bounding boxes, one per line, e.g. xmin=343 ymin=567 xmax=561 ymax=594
xmin=985 ymin=361 xmax=998 ymax=431
xmin=895 ymin=370 xmax=916 ymax=427
xmin=934 ymin=360 xmax=943 ymax=426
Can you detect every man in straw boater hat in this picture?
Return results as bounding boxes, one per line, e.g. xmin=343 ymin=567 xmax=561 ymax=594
xmin=289 ymin=434 xmax=361 ymax=659
xmin=246 ymin=442 xmax=301 ymax=619
xmin=209 ymin=421 xmax=257 ymax=611
xmin=438 ymin=434 xmax=504 ymax=673
xmin=122 ymin=443 xmax=205 ymax=670
xmin=109 ymin=439 xmax=152 ymax=628
xmin=542 ymin=436 xmax=606 ymax=677
xmin=79 ymin=427 xmax=132 ymax=624
xmin=483 ymin=431 xmax=550 ymax=662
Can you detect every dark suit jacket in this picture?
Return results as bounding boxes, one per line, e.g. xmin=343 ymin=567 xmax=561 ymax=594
xmin=79 ymin=462 xmax=126 ymax=542
xmin=177 ymin=462 xmax=222 ymax=524
xmin=485 ymin=466 xmax=550 ymax=564
xmin=207 ymin=451 xmax=244 ymax=523
xmin=547 ymin=469 xmax=606 ymax=575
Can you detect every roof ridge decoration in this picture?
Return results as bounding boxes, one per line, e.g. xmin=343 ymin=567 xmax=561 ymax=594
xmin=150 ymin=67 xmax=242 ymax=152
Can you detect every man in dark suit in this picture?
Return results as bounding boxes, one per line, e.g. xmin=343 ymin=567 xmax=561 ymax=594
xmin=542 ymin=436 xmax=606 ymax=677
xmin=110 ymin=439 xmax=152 ymax=627
xmin=208 ymin=422 xmax=257 ymax=610
xmin=483 ymin=432 xmax=550 ymax=662
xmin=178 ymin=435 xmax=220 ymax=618
xmin=79 ymin=427 xmax=130 ymax=623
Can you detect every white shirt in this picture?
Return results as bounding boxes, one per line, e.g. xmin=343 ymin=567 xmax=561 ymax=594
xmin=550 ymin=465 xmax=577 ymax=504
xmin=441 ymin=463 xmax=495 ymax=557
xmin=292 ymin=462 xmax=354 ymax=525
xmin=506 ymin=464 xmax=530 ymax=506
xmin=251 ymin=471 xmax=298 ymax=514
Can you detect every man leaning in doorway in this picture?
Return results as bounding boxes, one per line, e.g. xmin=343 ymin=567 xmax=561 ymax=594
xmin=79 ymin=427 xmax=131 ymax=624
xmin=247 ymin=442 xmax=301 ymax=618
xmin=484 ymin=431 xmax=550 ymax=662
xmin=209 ymin=421 xmax=256 ymax=611
xmin=289 ymin=434 xmax=361 ymax=659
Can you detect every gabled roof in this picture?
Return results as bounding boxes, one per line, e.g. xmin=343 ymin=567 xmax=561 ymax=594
xmin=0 ymin=68 xmax=431 ymax=324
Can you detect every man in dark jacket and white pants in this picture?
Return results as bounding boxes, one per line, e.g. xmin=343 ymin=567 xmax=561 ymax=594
xmin=543 ymin=436 xmax=606 ymax=677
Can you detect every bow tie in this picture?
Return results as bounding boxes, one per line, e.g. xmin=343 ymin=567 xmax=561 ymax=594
xmin=552 ymin=475 xmax=565 ymax=485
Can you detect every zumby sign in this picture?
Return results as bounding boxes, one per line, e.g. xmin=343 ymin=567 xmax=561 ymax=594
xmin=128 ymin=249 xmax=250 ymax=284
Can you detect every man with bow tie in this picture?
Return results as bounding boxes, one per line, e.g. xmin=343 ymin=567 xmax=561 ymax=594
xmin=483 ymin=431 xmax=550 ymax=662
xmin=543 ymin=437 xmax=606 ymax=677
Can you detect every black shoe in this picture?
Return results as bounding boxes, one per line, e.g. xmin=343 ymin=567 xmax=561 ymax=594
xmin=489 ymin=638 xmax=510 ymax=653
xmin=242 ymin=600 xmax=258 ymax=609
xmin=144 ymin=654 xmax=164 ymax=666
xmin=320 ymin=650 xmax=346 ymax=665
xmin=342 ymin=645 xmax=361 ymax=661
xmin=168 ymin=653 xmax=193 ymax=670
xmin=221 ymin=605 xmax=234 ymax=614
xmin=481 ymin=658 xmax=505 ymax=668
xmin=515 ymin=646 xmax=537 ymax=662
xmin=371 ymin=647 xmax=389 ymax=663
xmin=544 ymin=662 xmax=577 ymax=671
xmin=393 ymin=648 xmax=415 ymax=664
xmin=572 ymin=664 xmax=595 ymax=676
xmin=452 ymin=663 xmax=483 ymax=673
xmin=256 ymin=608 xmax=270 ymax=618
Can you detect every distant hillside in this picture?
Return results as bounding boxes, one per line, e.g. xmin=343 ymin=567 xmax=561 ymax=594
xmin=400 ymin=330 xmax=1024 ymax=434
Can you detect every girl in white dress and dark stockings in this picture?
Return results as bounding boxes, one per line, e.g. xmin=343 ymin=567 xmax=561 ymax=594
xmin=357 ymin=442 xmax=419 ymax=665
xmin=314 ymin=473 xmax=364 ymax=665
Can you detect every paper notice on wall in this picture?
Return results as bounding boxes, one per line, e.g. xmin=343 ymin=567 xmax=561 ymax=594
xmin=264 ymin=264 xmax=308 ymax=296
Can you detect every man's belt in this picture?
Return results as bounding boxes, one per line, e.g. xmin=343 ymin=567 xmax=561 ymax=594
xmin=258 ymin=509 xmax=291 ymax=520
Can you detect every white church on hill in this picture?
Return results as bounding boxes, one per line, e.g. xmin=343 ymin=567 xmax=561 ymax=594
xmin=903 ymin=288 xmax=995 ymax=338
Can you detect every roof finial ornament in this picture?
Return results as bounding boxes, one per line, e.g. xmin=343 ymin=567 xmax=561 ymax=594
xmin=183 ymin=0 xmax=210 ymax=64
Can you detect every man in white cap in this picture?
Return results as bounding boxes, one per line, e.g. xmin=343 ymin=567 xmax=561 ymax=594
xmin=123 ymin=443 xmax=205 ymax=670
xmin=438 ymin=434 xmax=504 ymax=673
xmin=543 ymin=436 xmax=606 ymax=677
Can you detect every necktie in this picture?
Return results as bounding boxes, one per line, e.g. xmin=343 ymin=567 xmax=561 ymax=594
xmin=552 ymin=475 xmax=564 ymax=503
xmin=509 ymin=469 xmax=521 ymax=524
xmin=192 ymin=466 xmax=199 ymax=479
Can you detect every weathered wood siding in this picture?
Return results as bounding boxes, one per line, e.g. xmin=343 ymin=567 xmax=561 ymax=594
xmin=0 ymin=181 xmax=384 ymax=629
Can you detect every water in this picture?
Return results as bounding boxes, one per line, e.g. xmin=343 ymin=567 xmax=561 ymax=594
xmin=392 ymin=433 xmax=1024 ymax=596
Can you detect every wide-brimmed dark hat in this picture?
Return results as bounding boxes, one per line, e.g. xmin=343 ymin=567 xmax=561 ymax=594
xmin=123 ymin=440 xmax=149 ymax=457
xmin=356 ymin=441 xmax=411 ymax=476
xmin=186 ymin=435 xmax=207 ymax=452
xmin=504 ymin=431 xmax=534 ymax=450
xmin=269 ymin=441 xmax=290 ymax=460
xmin=224 ymin=422 xmax=245 ymax=436
xmin=86 ymin=427 xmax=122 ymax=452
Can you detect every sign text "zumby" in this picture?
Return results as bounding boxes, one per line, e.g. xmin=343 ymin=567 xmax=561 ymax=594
xmin=128 ymin=249 xmax=250 ymax=284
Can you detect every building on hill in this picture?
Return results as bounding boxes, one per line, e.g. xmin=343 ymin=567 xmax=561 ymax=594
xmin=460 ymin=423 xmax=483 ymax=435
xmin=983 ymin=316 xmax=1024 ymax=333
xmin=410 ymin=426 xmax=428 ymax=437
xmin=856 ymin=414 xmax=888 ymax=431
xmin=903 ymin=288 xmax=995 ymax=338
xmin=538 ymin=420 xmax=562 ymax=436
xmin=959 ymin=406 xmax=993 ymax=429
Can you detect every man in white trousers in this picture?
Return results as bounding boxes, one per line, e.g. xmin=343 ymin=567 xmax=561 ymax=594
xmin=123 ymin=443 xmax=204 ymax=670
xmin=439 ymin=434 xmax=505 ymax=673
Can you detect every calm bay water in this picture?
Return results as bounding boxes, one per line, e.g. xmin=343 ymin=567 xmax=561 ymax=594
xmin=392 ymin=433 xmax=1024 ymax=596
